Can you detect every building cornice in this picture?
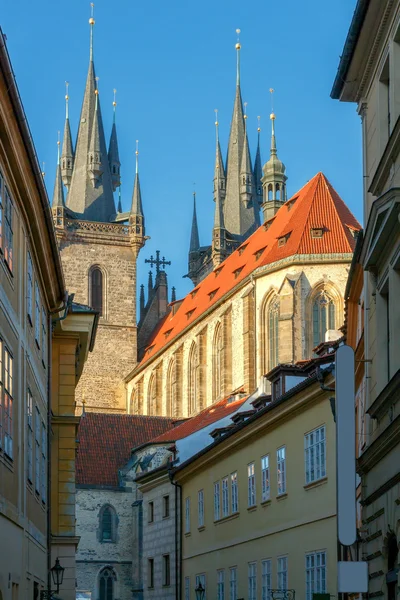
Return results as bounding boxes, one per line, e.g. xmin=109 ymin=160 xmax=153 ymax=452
xmin=357 ymin=414 xmax=400 ymax=474
xmin=369 ymin=114 xmax=400 ymax=196
xmin=367 ymin=368 xmax=400 ymax=419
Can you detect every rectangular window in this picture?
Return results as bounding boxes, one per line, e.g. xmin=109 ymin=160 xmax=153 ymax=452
xmin=185 ymin=576 xmax=190 ymax=600
xmin=148 ymin=558 xmax=154 ymax=588
xmin=195 ymin=574 xmax=206 ymax=600
xmin=262 ymin=559 xmax=272 ymax=600
xmin=4 ymin=186 xmax=13 ymax=272
xmin=277 ymin=556 xmax=288 ymax=590
xmin=231 ymin=472 xmax=238 ymax=513
xmin=214 ymin=481 xmax=220 ymax=520
xmin=41 ymin=421 xmax=46 ymax=503
xmin=4 ymin=347 xmax=13 ymax=458
xmin=222 ymin=476 xmax=229 ymax=517
xmin=305 ymin=426 xmax=326 ymax=484
xmin=35 ymin=407 xmax=40 ymax=494
xmin=35 ymin=284 xmax=41 ymax=347
xmin=163 ymin=554 xmax=170 ymax=586
xmin=277 ymin=446 xmax=286 ymax=495
xmin=229 ymin=567 xmax=237 ymax=600
xmin=217 ymin=569 xmax=225 ymax=600
xmin=27 ymin=390 xmax=33 ymax=482
xmin=163 ymin=495 xmax=170 ymax=518
xmin=41 ymin=307 xmax=47 ymax=367
xmin=247 ymin=462 xmax=256 ymax=507
xmin=148 ymin=501 xmax=154 ymax=523
xmin=261 ymin=455 xmax=270 ymax=502
xmin=185 ymin=497 xmax=191 ymax=533
xmin=306 ymin=551 xmax=326 ymax=600
xmin=27 ymin=252 xmax=33 ymax=322
xmin=248 ymin=562 xmax=257 ymax=600
xmin=198 ymin=489 xmax=204 ymax=527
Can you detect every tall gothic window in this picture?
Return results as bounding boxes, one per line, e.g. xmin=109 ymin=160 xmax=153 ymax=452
xmin=166 ymin=358 xmax=176 ymax=417
xmin=99 ymin=567 xmax=116 ymax=600
xmin=188 ymin=342 xmax=199 ymax=415
xmin=213 ymin=323 xmax=223 ymax=402
xmin=268 ymin=297 xmax=280 ymax=371
xmin=312 ymin=291 xmax=336 ymax=349
xmin=99 ymin=505 xmax=116 ymax=543
xmin=147 ymin=373 xmax=158 ymax=415
xmin=90 ymin=267 xmax=103 ymax=316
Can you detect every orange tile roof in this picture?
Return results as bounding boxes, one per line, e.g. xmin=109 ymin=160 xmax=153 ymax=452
xmin=138 ymin=173 xmax=360 ymax=368
xmin=151 ymin=393 xmax=249 ymax=443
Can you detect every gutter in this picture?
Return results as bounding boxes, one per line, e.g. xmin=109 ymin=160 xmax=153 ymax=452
xmin=169 ymin=467 xmax=182 ymax=600
xmin=330 ymin=0 xmax=370 ymax=99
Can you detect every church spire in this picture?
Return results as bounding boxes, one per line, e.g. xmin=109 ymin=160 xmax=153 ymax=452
xmin=65 ymin=7 xmax=116 ymax=222
xmin=261 ymin=89 xmax=287 ymax=222
xmin=213 ymin=110 xmax=226 ymax=204
xmin=60 ymin=82 xmax=74 ymax=190
xmin=253 ymin=116 xmax=263 ymax=207
xmin=108 ymin=88 xmax=121 ymax=191
xmin=189 ymin=191 xmax=200 ymax=252
xmin=212 ymin=133 xmax=228 ymax=267
xmin=130 ymin=141 xmax=145 ymax=237
xmin=52 ymin=132 xmax=65 ymax=208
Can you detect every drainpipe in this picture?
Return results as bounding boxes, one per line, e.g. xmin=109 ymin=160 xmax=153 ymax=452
xmin=169 ymin=468 xmax=182 ymax=600
xmin=250 ymin=275 xmax=257 ymax=390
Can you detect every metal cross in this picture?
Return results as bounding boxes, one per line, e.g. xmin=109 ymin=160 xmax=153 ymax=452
xmin=145 ymin=250 xmax=171 ymax=274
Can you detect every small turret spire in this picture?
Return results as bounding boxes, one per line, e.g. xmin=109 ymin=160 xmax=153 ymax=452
xmin=117 ymin=185 xmax=122 ymax=213
xmin=235 ymin=29 xmax=241 ymax=86
xmin=148 ymin=270 xmax=153 ymax=296
xmin=87 ymin=81 xmax=104 ymax=186
xmin=140 ymin=284 xmax=145 ymax=318
xmin=130 ymin=140 xmax=145 ymax=236
xmin=52 ymin=133 xmax=65 ymax=208
xmin=108 ymin=88 xmax=121 ymax=190
xmin=213 ymin=109 xmax=226 ymax=203
xmin=189 ymin=191 xmax=200 ymax=252
xmin=171 ymin=286 xmax=176 ymax=303
xmin=61 ymin=81 xmax=74 ymax=189
xmin=253 ymin=116 xmax=263 ymax=207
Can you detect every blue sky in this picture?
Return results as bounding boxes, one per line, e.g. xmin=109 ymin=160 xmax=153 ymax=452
xmin=2 ymin=0 xmax=360 ymax=300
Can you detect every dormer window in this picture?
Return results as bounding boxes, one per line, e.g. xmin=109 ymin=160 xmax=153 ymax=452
xmin=264 ymin=219 xmax=274 ymax=231
xmin=186 ymin=309 xmax=196 ymax=320
xmin=278 ymin=233 xmax=291 ymax=247
xmin=233 ymin=266 xmax=245 ymax=279
xmin=254 ymin=246 xmax=267 ymax=260
xmin=164 ymin=328 xmax=173 ymax=339
xmin=238 ymin=243 xmax=248 ymax=256
xmin=147 ymin=345 xmax=155 ymax=355
xmin=346 ymin=225 xmax=358 ymax=238
xmin=208 ymin=288 xmax=219 ymax=301
xmin=311 ymin=228 xmax=324 ymax=238
xmin=214 ymin=266 xmax=224 ymax=277
xmin=286 ymin=197 xmax=297 ymax=211
xmin=191 ymin=288 xmax=199 ymax=299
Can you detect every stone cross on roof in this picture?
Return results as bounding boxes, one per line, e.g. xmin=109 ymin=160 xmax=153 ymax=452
xmin=145 ymin=250 xmax=171 ymax=274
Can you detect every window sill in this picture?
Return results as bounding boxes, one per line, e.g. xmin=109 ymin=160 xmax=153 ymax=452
xmin=276 ymin=492 xmax=288 ymax=500
xmin=214 ymin=512 xmax=240 ymax=525
xmin=261 ymin=499 xmax=272 ymax=507
xmin=184 ymin=531 xmax=191 ymax=537
xmin=198 ymin=525 xmax=205 ymax=532
xmin=304 ymin=476 xmax=327 ymax=490
xmin=162 ymin=515 xmax=170 ymax=520
xmin=0 ymin=453 xmax=14 ymax=473
xmin=162 ymin=585 xmax=171 ymax=588
xmin=247 ymin=505 xmax=257 ymax=512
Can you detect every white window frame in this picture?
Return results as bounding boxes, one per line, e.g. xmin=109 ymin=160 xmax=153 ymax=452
xmin=198 ymin=489 xmax=204 ymax=528
xmin=185 ymin=576 xmax=190 ymax=600
xmin=261 ymin=455 xmax=270 ymax=501
xmin=222 ymin=476 xmax=229 ymax=517
xmin=247 ymin=462 xmax=256 ymax=507
xmin=41 ymin=421 xmax=46 ymax=503
xmin=305 ymin=425 xmax=326 ymax=484
xmin=277 ymin=446 xmax=286 ymax=495
xmin=163 ymin=554 xmax=170 ymax=587
xmin=35 ymin=407 xmax=40 ymax=494
xmin=214 ymin=481 xmax=220 ymax=521
xmin=195 ymin=574 xmax=206 ymax=600
xmin=277 ymin=556 xmax=288 ymax=590
xmin=217 ymin=569 xmax=225 ymax=600
xmin=185 ymin=496 xmax=191 ymax=533
xmin=306 ymin=551 xmax=326 ymax=600
xmin=4 ymin=346 xmax=13 ymax=458
xmin=231 ymin=472 xmax=238 ymax=513
xmin=27 ymin=389 xmax=33 ymax=482
xmin=262 ymin=559 xmax=271 ymax=600
xmin=248 ymin=562 xmax=257 ymax=600
xmin=229 ymin=567 xmax=237 ymax=600
xmin=27 ymin=252 xmax=33 ymax=323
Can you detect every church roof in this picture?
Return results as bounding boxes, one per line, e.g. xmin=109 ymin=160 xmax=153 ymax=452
xmin=151 ymin=393 xmax=248 ymax=443
xmin=76 ymin=412 xmax=177 ymax=487
xmin=137 ymin=172 xmax=360 ymax=369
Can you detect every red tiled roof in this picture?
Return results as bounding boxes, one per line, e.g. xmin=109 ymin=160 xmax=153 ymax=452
xmin=151 ymin=393 xmax=249 ymax=443
xmin=76 ymin=413 xmax=177 ymax=487
xmin=138 ymin=173 xmax=360 ymax=368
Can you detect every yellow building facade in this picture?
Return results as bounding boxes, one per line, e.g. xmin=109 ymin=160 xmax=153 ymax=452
xmin=173 ymin=366 xmax=337 ymax=600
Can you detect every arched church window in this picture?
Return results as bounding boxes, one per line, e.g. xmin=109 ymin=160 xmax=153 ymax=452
xmin=166 ymin=357 xmax=176 ymax=417
xmin=62 ymin=159 xmax=66 ymax=169
xmin=268 ymin=184 xmax=273 ymax=201
xmin=268 ymin=296 xmax=280 ymax=371
xmin=276 ymin=184 xmax=281 ymax=201
xmin=242 ymin=175 xmax=246 ymax=185
xmin=99 ymin=505 xmax=116 ymax=542
xmin=188 ymin=342 xmax=199 ymax=415
xmin=99 ymin=567 xmax=116 ymax=600
xmin=213 ymin=323 xmax=223 ymax=402
xmin=67 ymin=160 xmax=71 ymax=168
xmin=312 ymin=290 xmax=336 ymax=349
xmin=147 ymin=373 xmax=158 ymax=415
xmin=90 ymin=267 xmax=103 ymax=316
xmin=113 ymin=165 xmax=116 ymax=174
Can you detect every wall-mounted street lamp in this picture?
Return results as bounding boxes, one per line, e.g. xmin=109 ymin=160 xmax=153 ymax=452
xmin=40 ymin=558 xmax=65 ymax=599
xmin=195 ymin=581 xmax=205 ymax=600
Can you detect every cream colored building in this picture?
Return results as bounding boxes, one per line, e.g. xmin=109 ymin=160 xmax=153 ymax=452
xmin=0 ymin=28 xmax=97 ymax=600
xmin=173 ymin=361 xmax=337 ymax=600
xmin=332 ymin=1 xmax=400 ymax=595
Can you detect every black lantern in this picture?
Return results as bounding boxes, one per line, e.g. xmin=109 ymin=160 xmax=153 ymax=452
xmin=50 ymin=558 xmax=65 ymax=593
xmin=195 ymin=581 xmax=205 ymax=600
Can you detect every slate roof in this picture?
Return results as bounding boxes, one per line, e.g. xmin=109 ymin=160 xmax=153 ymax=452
xmin=76 ymin=413 xmax=177 ymax=487
xmin=151 ymin=393 xmax=248 ymax=443
xmin=138 ymin=172 xmax=360 ymax=368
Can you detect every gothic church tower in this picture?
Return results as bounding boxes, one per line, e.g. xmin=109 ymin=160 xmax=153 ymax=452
xmin=51 ymin=12 xmax=146 ymax=413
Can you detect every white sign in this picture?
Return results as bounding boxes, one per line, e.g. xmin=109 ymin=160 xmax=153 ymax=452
xmin=338 ymin=562 xmax=368 ymax=592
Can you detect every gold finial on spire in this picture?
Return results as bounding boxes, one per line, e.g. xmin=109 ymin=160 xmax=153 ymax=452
xmin=89 ymin=3 xmax=95 ymax=60
xmin=41 ymin=162 xmax=45 ymax=178
xmin=94 ymin=76 xmax=99 ymax=96
xmin=65 ymin=81 xmax=69 ymax=119
xmin=113 ymin=88 xmax=117 ymax=108
xmin=57 ymin=131 xmax=61 ymax=165
xmin=214 ymin=108 xmax=219 ymax=144
xmin=257 ymin=115 xmax=261 ymax=133
xmin=89 ymin=2 xmax=95 ymax=25
xmin=235 ymin=29 xmax=241 ymax=85
xmin=244 ymin=101 xmax=248 ymax=120
xmin=269 ymin=87 xmax=275 ymax=120
xmin=135 ymin=140 xmax=139 ymax=174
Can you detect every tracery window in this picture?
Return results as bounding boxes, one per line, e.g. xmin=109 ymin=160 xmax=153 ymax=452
xmin=213 ymin=323 xmax=223 ymax=402
xmin=188 ymin=342 xmax=199 ymax=415
xmin=312 ymin=290 xmax=336 ymax=349
xmin=100 ymin=505 xmax=116 ymax=542
xmin=166 ymin=357 xmax=176 ymax=417
xmin=268 ymin=296 xmax=280 ymax=371
xmin=99 ymin=567 xmax=116 ymax=600
xmin=90 ymin=267 xmax=103 ymax=316
xmin=147 ymin=373 xmax=158 ymax=415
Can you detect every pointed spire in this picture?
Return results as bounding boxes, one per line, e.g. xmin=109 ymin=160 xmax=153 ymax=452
xmin=148 ymin=270 xmax=153 ymax=296
xmin=171 ymin=286 xmax=176 ymax=303
xmin=131 ymin=140 xmax=144 ymax=217
xmin=117 ymin=186 xmax=122 ymax=213
xmin=213 ymin=110 xmax=226 ymax=203
xmin=87 ymin=82 xmax=104 ymax=186
xmin=52 ymin=132 xmax=65 ymax=208
xmin=61 ymin=81 xmax=74 ymax=189
xmin=253 ymin=116 xmax=263 ymax=207
xmin=189 ymin=191 xmax=200 ymax=252
xmin=140 ymin=284 xmax=145 ymax=317
xmin=108 ymin=88 xmax=121 ymax=191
